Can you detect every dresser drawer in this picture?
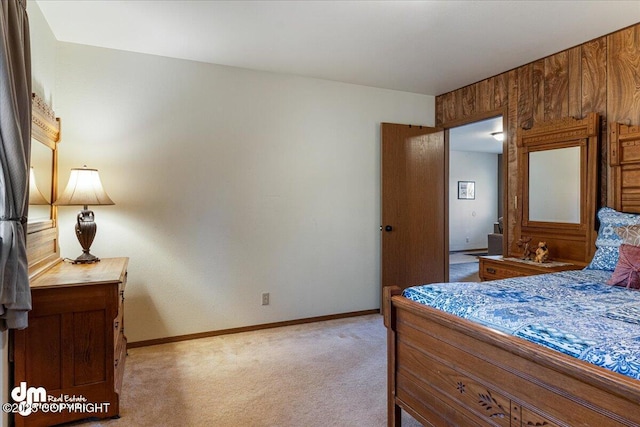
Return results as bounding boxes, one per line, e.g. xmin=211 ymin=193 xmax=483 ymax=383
xmin=480 ymin=261 xmax=527 ymax=281
xmin=479 ymin=256 xmax=581 ymax=282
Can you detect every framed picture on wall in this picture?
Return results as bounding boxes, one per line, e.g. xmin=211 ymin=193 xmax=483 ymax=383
xmin=458 ymin=181 xmax=475 ymax=200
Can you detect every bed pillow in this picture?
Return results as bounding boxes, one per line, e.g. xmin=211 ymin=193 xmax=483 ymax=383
xmin=607 ymin=244 xmax=640 ymax=289
xmin=616 ymin=224 xmax=640 ymax=247
xmin=586 ymin=207 xmax=640 ymax=271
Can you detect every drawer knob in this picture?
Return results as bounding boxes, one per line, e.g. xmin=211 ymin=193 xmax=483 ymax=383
xmin=486 ymin=267 xmax=496 ymax=274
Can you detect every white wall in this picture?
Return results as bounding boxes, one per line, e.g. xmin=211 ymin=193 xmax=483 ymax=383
xmin=449 ymin=151 xmax=498 ymax=252
xmin=53 ymin=42 xmax=434 ymax=342
xmin=29 ymin=2 xmax=56 ymax=106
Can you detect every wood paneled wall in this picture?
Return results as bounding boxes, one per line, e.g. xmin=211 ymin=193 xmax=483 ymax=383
xmin=436 ymin=23 xmax=640 ymax=256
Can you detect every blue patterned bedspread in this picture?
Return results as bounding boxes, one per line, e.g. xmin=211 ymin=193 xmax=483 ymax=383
xmin=402 ymin=269 xmax=640 ymax=380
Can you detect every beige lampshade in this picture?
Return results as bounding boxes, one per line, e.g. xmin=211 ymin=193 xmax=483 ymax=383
xmin=29 ymin=167 xmax=49 ymax=205
xmin=55 ymin=167 xmax=114 ymax=206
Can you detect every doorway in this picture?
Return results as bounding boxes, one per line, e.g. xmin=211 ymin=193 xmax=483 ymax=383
xmin=448 ymin=116 xmax=504 ymax=282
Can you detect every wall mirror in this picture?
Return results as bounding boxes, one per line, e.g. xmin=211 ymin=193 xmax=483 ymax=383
xmin=528 ymin=146 xmax=581 ymax=223
xmin=29 ymin=135 xmax=53 ymax=223
xmin=28 ymin=93 xmax=61 ymax=278
xmin=515 ymin=113 xmax=599 ymax=264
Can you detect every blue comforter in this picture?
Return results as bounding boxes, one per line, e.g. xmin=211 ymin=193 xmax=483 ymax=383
xmin=402 ymin=269 xmax=640 ymax=380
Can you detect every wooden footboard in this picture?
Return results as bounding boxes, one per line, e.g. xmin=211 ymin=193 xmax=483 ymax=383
xmin=383 ymin=286 xmax=640 ymax=427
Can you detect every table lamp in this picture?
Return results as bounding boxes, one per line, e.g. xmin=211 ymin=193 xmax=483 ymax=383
xmin=55 ymin=166 xmax=114 ymax=264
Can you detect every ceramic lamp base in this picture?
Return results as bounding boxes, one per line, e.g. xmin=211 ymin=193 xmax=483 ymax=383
xmin=73 ymin=207 xmax=101 ymax=264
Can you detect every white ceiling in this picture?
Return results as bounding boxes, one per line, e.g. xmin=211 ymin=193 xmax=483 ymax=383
xmin=449 ymin=116 xmax=503 ymax=154
xmin=35 ymin=1 xmax=640 ymax=96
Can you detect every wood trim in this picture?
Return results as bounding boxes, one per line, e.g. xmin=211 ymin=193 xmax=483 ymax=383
xmin=436 ymin=107 xmax=506 ymax=130
xmin=518 ymin=112 xmax=598 ymax=147
xmin=128 ymin=309 xmax=380 ymax=348
xmin=31 ymin=93 xmax=60 ymax=148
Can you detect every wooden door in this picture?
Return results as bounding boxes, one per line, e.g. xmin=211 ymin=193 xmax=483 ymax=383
xmin=381 ymin=123 xmax=447 ymax=293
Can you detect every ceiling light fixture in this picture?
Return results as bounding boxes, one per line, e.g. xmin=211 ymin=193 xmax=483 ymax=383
xmin=491 ymin=131 xmax=504 ymax=142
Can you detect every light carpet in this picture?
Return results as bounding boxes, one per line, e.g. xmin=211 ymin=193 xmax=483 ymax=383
xmin=449 ymin=261 xmax=480 ymax=282
xmin=68 ymin=314 xmax=422 ymax=427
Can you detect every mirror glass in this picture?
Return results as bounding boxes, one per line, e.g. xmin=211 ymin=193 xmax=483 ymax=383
xmin=28 ymin=138 xmax=53 ymax=223
xmin=528 ymin=146 xmax=580 ymax=223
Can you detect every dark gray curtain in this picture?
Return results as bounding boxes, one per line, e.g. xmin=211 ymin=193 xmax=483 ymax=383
xmin=0 ymin=0 xmax=31 ymax=330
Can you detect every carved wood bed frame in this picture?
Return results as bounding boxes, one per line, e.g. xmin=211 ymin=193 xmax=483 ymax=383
xmin=384 ymin=121 xmax=640 ymax=427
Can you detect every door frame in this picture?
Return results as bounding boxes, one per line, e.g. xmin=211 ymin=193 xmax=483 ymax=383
xmin=442 ymin=108 xmax=509 ymax=259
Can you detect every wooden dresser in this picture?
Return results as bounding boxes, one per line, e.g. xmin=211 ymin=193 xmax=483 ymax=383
xmin=11 ymin=258 xmax=128 ymax=427
xmin=478 ymin=255 xmax=581 ymax=281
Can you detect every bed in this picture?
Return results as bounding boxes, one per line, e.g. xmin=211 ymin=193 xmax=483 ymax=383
xmin=383 ymin=121 xmax=640 ymax=426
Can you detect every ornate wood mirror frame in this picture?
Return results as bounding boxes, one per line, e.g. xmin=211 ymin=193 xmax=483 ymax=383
xmin=515 ymin=112 xmax=599 ymax=265
xmin=28 ymin=93 xmax=61 ymax=278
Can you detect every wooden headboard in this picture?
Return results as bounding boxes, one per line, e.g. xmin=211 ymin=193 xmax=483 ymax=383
xmin=611 ymin=123 xmax=640 ymax=214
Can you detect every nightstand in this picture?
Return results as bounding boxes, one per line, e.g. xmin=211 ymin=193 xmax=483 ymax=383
xmin=478 ymin=255 xmax=581 ymax=281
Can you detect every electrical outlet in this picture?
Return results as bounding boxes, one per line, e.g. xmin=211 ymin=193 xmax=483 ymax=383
xmin=465 ymin=237 xmax=470 ymax=243
xmin=261 ymin=292 xmax=270 ymax=306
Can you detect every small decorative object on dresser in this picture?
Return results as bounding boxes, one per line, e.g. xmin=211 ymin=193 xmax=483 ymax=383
xmin=533 ymin=241 xmax=549 ymax=263
xmin=516 ymin=236 xmax=532 ymax=260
